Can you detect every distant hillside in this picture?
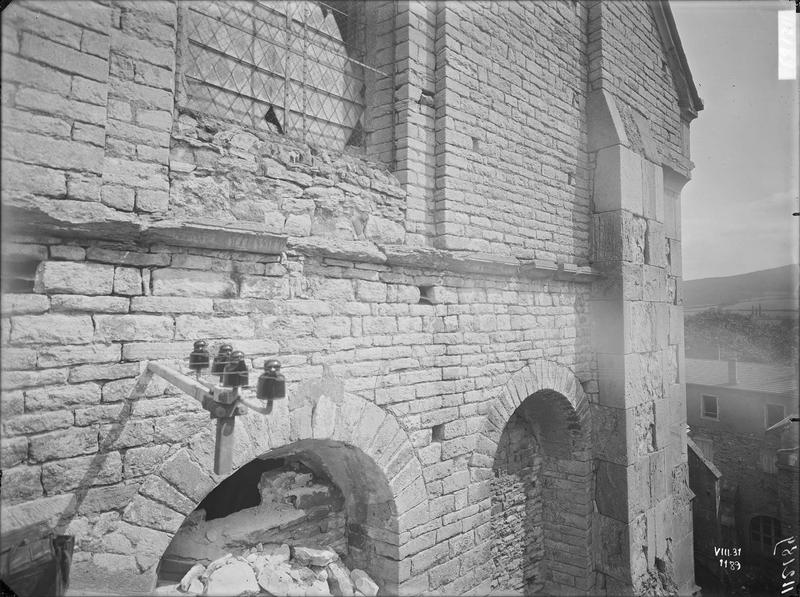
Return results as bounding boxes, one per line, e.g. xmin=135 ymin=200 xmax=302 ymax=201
xmin=684 ymin=264 xmax=799 ymax=315
xmin=684 ymin=309 xmax=798 ymax=365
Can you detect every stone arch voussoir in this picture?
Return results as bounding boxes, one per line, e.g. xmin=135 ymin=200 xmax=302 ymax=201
xmin=482 ymin=360 xmax=595 ymax=595
xmin=482 ymin=360 xmax=591 ymax=450
xmin=119 ymin=391 xmax=428 ymax=593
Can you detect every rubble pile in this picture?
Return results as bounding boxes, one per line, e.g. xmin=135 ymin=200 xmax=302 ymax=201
xmin=161 ymin=465 xmax=347 ymax=570
xmin=154 ymin=543 xmax=379 ymax=597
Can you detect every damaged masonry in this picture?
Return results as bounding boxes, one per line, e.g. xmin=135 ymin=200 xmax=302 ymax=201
xmin=0 ymin=0 xmax=702 ymax=595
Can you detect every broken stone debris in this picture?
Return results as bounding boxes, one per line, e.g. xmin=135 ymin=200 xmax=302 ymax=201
xmin=154 ymin=544 xmax=378 ymax=596
xmin=162 ymin=464 xmax=346 ymax=568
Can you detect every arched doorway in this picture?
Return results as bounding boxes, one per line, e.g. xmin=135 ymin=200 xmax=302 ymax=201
xmin=96 ymin=391 xmax=428 ymax=595
xmin=482 ymin=362 xmax=594 ymax=595
xmin=157 ymin=438 xmax=399 ymax=592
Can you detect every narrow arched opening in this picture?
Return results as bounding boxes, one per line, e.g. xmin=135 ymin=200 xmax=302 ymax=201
xmin=156 ymin=439 xmax=399 ymax=593
xmin=491 ymin=389 xmax=593 ymax=595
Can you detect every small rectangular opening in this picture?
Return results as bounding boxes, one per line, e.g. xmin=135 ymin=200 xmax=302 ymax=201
xmin=701 ymin=394 xmax=718 ymax=420
xmin=418 ymin=286 xmax=432 ymax=304
xmin=431 ymin=424 xmax=445 ymax=443
xmin=1 ymin=258 xmax=40 ymax=293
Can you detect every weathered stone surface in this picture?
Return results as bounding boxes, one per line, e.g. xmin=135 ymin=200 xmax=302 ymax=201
xmin=50 ymin=295 xmax=130 ymax=313
xmin=114 ymin=267 xmax=143 ymax=296
xmin=33 ymin=261 xmax=114 ymax=295
xmin=69 ymin=362 xmax=140 ymax=383
xmin=123 ymin=444 xmax=172 ymax=478
xmin=1 ymin=437 xmax=28 ymax=468
xmin=41 ymin=452 xmax=123 ymax=493
xmin=74 ymin=403 xmax=127 ymax=425
xmin=139 ymin=476 xmax=196 ymax=516
xmin=179 ymin=563 xmax=206 ymax=592
xmin=293 ymin=546 xmax=338 ymax=568
xmin=240 ymin=276 xmax=287 ymax=300
xmin=205 ymin=558 xmax=259 ymax=596
xmin=24 ymin=382 xmax=102 ymax=410
xmin=99 ymin=420 xmax=156 ymax=450
xmin=263 ymin=543 xmax=291 ymax=563
xmin=0 ymin=465 xmax=44 ymax=503
xmin=86 ymin=247 xmax=171 ymax=267
xmin=258 ymin=561 xmax=295 ymax=596
xmin=327 ymin=561 xmax=354 ymax=597
xmin=37 ymin=344 xmax=120 ymax=367
xmin=1 ymin=347 xmax=38 ymax=370
xmin=78 ymin=484 xmax=139 ymax=515
xmin=2 ymin=410 xmax=74 ymax=435
xmin=350 ymin=570 xmax=378 ymax=597
xmin=94 ymin=314 xmax=174 ymax=341
xmin=29 ymin=427 xmax=98 ymax=462
xmin=289 ymin=237 xmax=386 ymax=265
xmin=10 ymin=314 xmax=94 ymax=345
xmin=49 ymin=245 xmax=87 ymax=261
xmin=123 ymin=494 xmax=184 ymax=533
xmin=365 ymin=216 xmax=404 ymax=245
xmin=174 ymin=314 xmax=254 ymax=340
xmin=594 ymin=145 xmax=643 ymax=215
xmin=355 ymin=280 xmax=386 ymax=303
xmin=645 ymin=221 xmax=667 ymax=268
xmin=131 ymin=296 xmax=213 ymax=313
xmin=151 ymin=269 xmax=237 ymax=297
xmin=0 ymin=493 xmax=76 ymax=534
xmin=121 ymin=341 xmax=194 ymax=361
xmin=1 ymin=294 xmax=50 ymax=316
xmin=160 ymin=450 xmax=214 ymax=502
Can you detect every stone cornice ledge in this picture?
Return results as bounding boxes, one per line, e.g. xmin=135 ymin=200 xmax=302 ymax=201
xmin=2 ymin=197 xmax=287 ymax=255
xmin=380 ymin=245 xmax=598 ymax=282
xmin=4 ymin=198 xmax=600 ymax=282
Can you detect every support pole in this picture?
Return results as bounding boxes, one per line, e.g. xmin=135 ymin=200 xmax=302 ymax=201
xmin=214 ymin=417 xmax=236 ymax=475
xmin=146 ymin=362 xmax=234 ymax=404
xmin=138 ymin=361 xmax=264 ymax=475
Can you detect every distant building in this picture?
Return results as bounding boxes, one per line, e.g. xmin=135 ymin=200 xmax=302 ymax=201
xmin=686 ymin=438 xmax=721 ymax=577
xmin=766 ymin=414 xmax=800 ymax=540
xmin=686 ymin=358 xmax=799 ymax=571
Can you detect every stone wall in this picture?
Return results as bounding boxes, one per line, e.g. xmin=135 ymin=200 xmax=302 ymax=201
xmin=0 ymin=234 xmax=594 ymax=594
xmin=168 ymin=113 xmax=407 ymax=245
xmin=2 ymin=1 xmax=112 ymax=205
xmin=491 ymin=408 xmax=543 ymax=594
xmin=432 ymin=2 xmax=592 ymax=259
xmin=0 ymin=1 xmax=699 ymax=595
xmin=690 ymin=426 xmax=782 ymax=551
xmin=591 ymin=1 xmax=689 ymax=174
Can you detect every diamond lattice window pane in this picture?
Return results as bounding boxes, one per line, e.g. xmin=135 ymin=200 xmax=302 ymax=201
xmin=181 ymin=0 xmax=374 ymax=150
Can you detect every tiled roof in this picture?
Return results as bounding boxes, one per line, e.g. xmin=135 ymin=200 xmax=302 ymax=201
xmin=686 ymin=358 xmax=799 ymax=396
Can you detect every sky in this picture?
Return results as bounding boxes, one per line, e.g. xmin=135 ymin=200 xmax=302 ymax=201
xmin=671 ymin=1 xmax=799 ymax=280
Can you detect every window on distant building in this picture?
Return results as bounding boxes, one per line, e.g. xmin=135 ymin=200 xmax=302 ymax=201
xmin=701 ymin=394 xmax=719 ymax=420
xmin=759 ymin=449 xmax=777 ymax=474
xmin=750 ymin=515 xmax=781 ymax=554
xmin=765 ymin=403 xmax=785 ymax=429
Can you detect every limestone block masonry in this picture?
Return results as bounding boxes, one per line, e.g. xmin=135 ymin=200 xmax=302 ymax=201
xmin=0 ymin=1 xmax=702 ymax=595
